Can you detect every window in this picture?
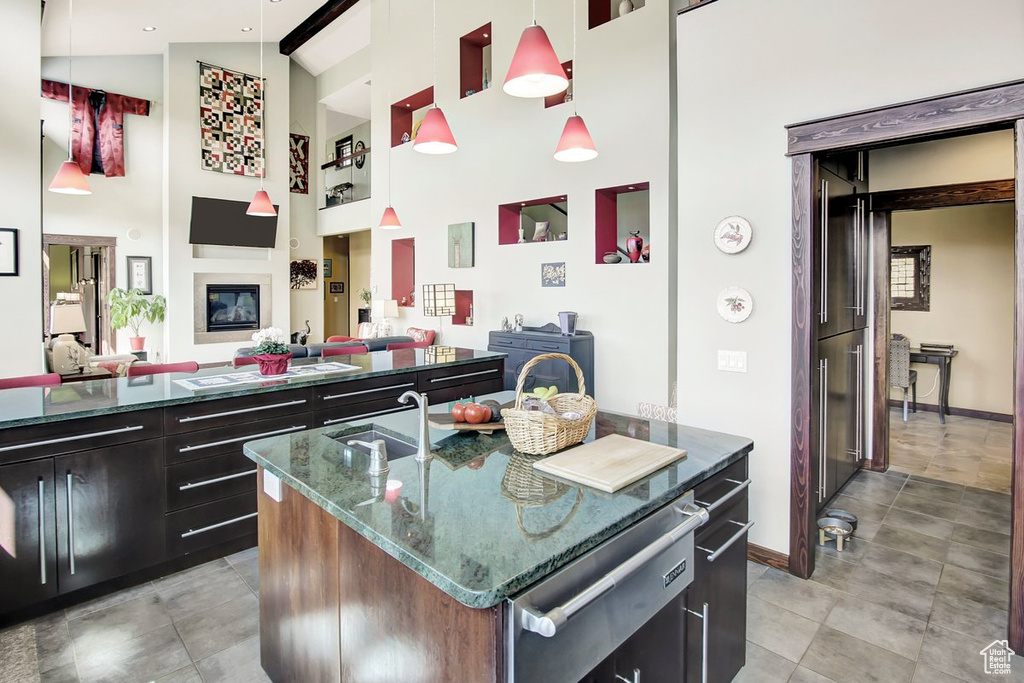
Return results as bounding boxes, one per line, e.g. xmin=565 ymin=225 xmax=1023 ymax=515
xmin=890 ymin=245 xmax=931 ymax=311
xmin=334 ymin=135 xmax=353 ymax=167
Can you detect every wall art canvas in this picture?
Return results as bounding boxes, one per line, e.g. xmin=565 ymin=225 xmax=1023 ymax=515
xmin=199 ymin=62 xmax=264 ymax=177
xmin=541 ymin=262 xmax=566 ymax=288
xmin=289 ymin=133 xmax=309 ymax=194
xmin=448 ymin=222 xmax=475 ymax=268
xmin=323 ymin=259 xmax=333 ymax=278
xmin=290 ymin=259 xmax=318 ymax=290
xmin=329 ymin=282 xmax=344 ymax=294
xmin=0 ymin=228 xmax=19 ymax=276
xmin=126 ymin=255 xmax=153 ymax=295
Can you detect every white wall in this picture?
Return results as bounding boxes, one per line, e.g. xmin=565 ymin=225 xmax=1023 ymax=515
xmin=289 ymin=60 xmax=324 ymax=344
xmin=0 ymin=0 xmax=43 ymax=377
xmin=870 ymin=130 xmax=1015 ymax=192
xmin=41 ymin=54 xmax=166 ymax=359
xmin=163 ymin=42 xmax=291 ymax=363
xmin=676 ymin=0 xmax=1024 ymax=555
xmin=369 ymin=0 xmax=672 ymax=407
xmin=324 ymin=120 xmax=372 ymax=203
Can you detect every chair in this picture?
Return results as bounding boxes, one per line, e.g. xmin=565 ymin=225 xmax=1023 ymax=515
xmin=233 ymin=355 xmax=258 ymax=368
xmin=0 ymin=373 xmax=62 ymax=389
xmin=890 ymin=334 xmax=917 ymax=421
xmin=127 ymin=361 xmax=200 ymax=377
xmin=326 ymin=335 xmax=359 ymax=343
xmin=322 ymin=345 xmax=369 ymax=358
xmin=386 ymin=341 xmax=429 ymax=351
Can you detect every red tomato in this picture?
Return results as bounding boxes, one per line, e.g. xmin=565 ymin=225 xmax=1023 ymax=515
xmin=464 ymin=403 xmax=492 ymax=424
xmin=451 ymin=403 xmax=467 ymax=422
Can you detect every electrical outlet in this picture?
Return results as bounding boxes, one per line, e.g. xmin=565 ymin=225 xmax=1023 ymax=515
xmin=717 ymin=350 xmax=748 ymax=373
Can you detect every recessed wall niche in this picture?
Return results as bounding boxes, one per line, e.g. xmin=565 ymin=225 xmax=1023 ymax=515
xmin=544 ymin=61 xmax=573 ymax=109
xmin=498 ymin=195 xmax=569 ymax=245
xmin=391 ymin=238 xmax=416 ymax=307
xmin=459 ymin=23 xmax=492 ymax=98
xmin=391 ymin=87 xmax=434 ymax=147
xmin=589 ymin=0 xmax=646 ymax=29
xmin=595 ymin=182 xmax=650 ymax=264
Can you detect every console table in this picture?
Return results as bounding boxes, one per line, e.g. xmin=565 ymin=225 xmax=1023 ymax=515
xmin=910 ymin=347 xmax=958 ymax=424
xmin=488 ymin=326 xmax=595 ymax=398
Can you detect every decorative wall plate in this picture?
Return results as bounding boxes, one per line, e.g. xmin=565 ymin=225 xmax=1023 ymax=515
xmin=714 ymin=216 xmax=752 ymax=254
xmin=717 ymin=286 xmax=752 ymax=323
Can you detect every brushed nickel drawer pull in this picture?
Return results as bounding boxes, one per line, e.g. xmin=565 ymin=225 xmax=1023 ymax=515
xmin=427 ymin=368 xmax=499 ymax=384
xmin=322 ymin=382 xmax=415 ymax=401
xmin=178 ymin=425 xmax=307 ymax=453
xmin=180 ymin=512 xmax=257 ymax=538
xmin=177 ymin=399 xmax=308 ymax=424
xmin=322 ymin=405 xmax=409 ymax=426
xmin=66 ymin=472 xmax=75 ymax=575
xmin=38 ymin=478 xmax=46 ymax=586
xmin=694 ymin=478 xmax=751 ymax=513
xmin=685 ymin=602 xmax=709 ymax=683
xmin=0 ymin=425 xmax=145 ymax=454
xmin=179 ymin=469 xmax=257 ymax=491
xmin=697 ymin=520 xmax=754 ymax=562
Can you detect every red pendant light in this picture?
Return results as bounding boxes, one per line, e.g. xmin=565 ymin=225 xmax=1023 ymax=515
xmin=413 ymin=107 xmax=458 ymax=155
xmin=554 ymin=115 xmax=598 ymax=162
xmin=246 ymin=0 xmax=275 ymax=217
xmin=504 ymin=24 xmax=568 ymax=98
xmin=379 ymin=206 xmax=402 ymax=230
xmin=49 ymin=0 xmax=92 ymax=196
xmin=246 ymin=189 xmax=277 ymax=216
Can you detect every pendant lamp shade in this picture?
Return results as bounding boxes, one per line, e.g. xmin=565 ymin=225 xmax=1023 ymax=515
xmin=554 ymin=115 xmax=598 ymax=162
xmin=49 ymin=160 xmax=93 ymax=195
xmin=413 ymin=108 xmax=458 ymax=155
xmin=503 ymin=25 xmax=569 ymax=98
xmin=246 ymin=189 xmax=277 ymax=216
xmin=379 ymin=206 xmax=402 ymax=230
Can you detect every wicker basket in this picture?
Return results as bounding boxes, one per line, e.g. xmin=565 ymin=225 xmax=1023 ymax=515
xmin=500 ymin=353 xmax=597 ymax=455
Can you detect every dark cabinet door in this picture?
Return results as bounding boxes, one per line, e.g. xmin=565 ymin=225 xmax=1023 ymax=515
xmin=0 ymin=459 xmax=58 ymax=613
xmin=817 ymin=166 xmax=859 ymax=339
xmin=816 ymin=330 xmax=864 ymax=511
xmin=55 ymin=439 xmax=165 ymax=594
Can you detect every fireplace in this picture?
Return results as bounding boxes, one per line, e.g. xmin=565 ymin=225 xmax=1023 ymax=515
xmin=207 ymin=284 xmax=260 ymax=332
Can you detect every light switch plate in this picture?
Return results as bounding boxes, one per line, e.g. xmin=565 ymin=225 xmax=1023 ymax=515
xmin=264 ymin=470 xmax=282 ymax=502
xmin=718 ymin=350 xmax=748 ymax=373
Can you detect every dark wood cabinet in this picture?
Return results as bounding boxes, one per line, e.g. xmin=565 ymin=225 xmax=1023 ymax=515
xmin=54 ymin=439 xmax=166 ymax=594
xmin=580 ymin=594 xmax=687 ymax=682
xmin=488 ymin=330 xmax=595 ymax=397
xmin=0 ymin=459 xmax=58 ymax=613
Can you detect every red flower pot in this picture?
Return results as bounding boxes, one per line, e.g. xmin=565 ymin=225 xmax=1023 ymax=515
xmin=254 ymin=353 xmax=291 ymax=376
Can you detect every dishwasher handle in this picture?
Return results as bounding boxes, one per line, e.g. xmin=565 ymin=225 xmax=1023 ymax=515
xmin=520 ymin=503 xmax=710 ymax=638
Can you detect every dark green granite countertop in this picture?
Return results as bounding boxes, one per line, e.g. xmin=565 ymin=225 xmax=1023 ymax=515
xmin=243 ymin=390 xmax=753 ymax=608
xmin=0 ymin=349 xmax=504 ymax=429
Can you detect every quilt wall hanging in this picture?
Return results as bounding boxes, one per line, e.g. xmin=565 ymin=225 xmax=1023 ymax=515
xmin=289 ymin=133 xmax=309 ymax=194
xmin=199 ymin=62 xmax=264 ymax=177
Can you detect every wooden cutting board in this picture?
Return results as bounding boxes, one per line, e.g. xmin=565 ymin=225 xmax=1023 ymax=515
xmin=428 ymin=413 xmax=506 ymax=435
xmin=532 ymin=434 xmax=687 ymax=493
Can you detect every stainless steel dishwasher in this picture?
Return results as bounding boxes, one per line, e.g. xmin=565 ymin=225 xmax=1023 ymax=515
xmin=506 ymin=490 xmax=709 ymax=683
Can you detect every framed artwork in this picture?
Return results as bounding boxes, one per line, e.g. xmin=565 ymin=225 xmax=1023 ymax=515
xmin=290 ymin=259 xmax=318 ymax=290
xmin=199 ymin=62 xmax=264 ymax=177
xmin=541 ymin=262 xmax=566 ymax=287
xmin=717 ymin=286 xmax=753 ymax=323
xmin=448 ymin=222 xmax=475 ymax=268
xmin=891 ymin=245 xmax=931 ymax=311
xmin=713 ymin=216 xmax=752 ymax=254
xmin=329 ymin=282 xmax=344 ymax=294
xmin=126 ymin=255 xmax=153 ymax=294
xmin=0 ymin=228 xmax=18 ymax=276
xmin=289 ymin=133 xmax=310 ymax=194
xmin=324 ymin=259 xmax=333 ymax=278
xmin=354 ymin=140 xmax=367 ymax=169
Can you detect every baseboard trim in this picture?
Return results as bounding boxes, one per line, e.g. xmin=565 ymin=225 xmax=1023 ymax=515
xmin=748 ymin=543 xmax=789 ymax=573
xmin=887 ymin=399 xmax=1012 ymax=423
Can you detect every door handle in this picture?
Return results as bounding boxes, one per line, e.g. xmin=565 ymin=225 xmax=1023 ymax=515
xmin=697 ymin=520 xmax=755 ymax=562
xmin=615 ymin=669 xmax=641 ymax=683
xmin=686 ymin=602 xmax=709 ymax=683
xmin=66 ymin=471 xmax=75 ymax=576
xmin=38 ymin=478 xmax=47 ymax=586
xmin=819 ymin=358 xmax=828 ymax=502
xmin=695 ymin=478 xmax=750 ymax=513
xmin=820 ymin=179 xmax=829 ymax=325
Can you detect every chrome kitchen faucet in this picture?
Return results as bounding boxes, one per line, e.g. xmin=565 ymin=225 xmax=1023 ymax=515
xmin=398 ymin=390 xmax=433 ymax=462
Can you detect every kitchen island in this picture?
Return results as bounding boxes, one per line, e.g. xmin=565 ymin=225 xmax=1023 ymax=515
xmin=244 ymin=391 xmax=754 ymax=682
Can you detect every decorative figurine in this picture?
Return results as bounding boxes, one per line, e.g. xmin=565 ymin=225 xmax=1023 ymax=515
xmin=626 ymin=230 xmax=644 ymax=263
xmin=501 ymin=316 xmax=511 ymax=332
xmin=514 ymin=314 xmax=524 ymax=332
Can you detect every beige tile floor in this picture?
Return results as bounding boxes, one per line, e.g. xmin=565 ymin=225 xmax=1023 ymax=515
xmin=889 ymin=409 xmax=1012 ymax=494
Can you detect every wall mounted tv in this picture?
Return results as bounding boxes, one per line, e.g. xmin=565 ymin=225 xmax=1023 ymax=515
xmin=189 ymin=196 xmax=279 ymax=248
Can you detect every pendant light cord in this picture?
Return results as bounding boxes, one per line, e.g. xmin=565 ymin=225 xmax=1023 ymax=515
xmin=67 ymin=0 xmax=74 ymax=160
xmin=533 ymin=0 xmax=537 ymax=25
xmin=387 ymin=0 xmax=393 ymax=205
xmin=572 ymin=0 xmax=578 ymax=116
xmin=259 ymin=0 xmax=265 ymax=190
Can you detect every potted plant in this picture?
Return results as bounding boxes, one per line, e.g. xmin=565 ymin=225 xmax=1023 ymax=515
xmin=250 ymin=327 xmax=291 ymax=376
xmin=108 ymin=288 xmax=167 ymax=352
xmin=358 ymin=288 xmax=372 ymax=324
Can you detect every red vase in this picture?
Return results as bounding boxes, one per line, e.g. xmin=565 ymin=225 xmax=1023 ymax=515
xmin=254 ymin=352 xmax=291 ymax=376
xmin=626 ymin=231 xmax=643 ymax=263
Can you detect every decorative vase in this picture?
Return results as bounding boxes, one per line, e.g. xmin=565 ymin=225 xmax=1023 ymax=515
xmin=533 ymin=221 xmax=550 ymax=242
xmin=518 ymin=227 xmax=526 ymax=244
xmin=619 ymin=0 xmax=634 ymax=16
xmin=626 ymin=231 xmax=644 ymax=263
xmin=603 ymin=252 xmax=622 ymax=264
xmin=254 ymin=352 xmax=291 ymax=376
xmin=129 ymin=336 xmax=146 ymax=351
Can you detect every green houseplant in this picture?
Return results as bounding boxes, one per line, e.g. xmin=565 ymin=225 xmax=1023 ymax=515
xmin=108 ymin=288 xmax=166 ymax=352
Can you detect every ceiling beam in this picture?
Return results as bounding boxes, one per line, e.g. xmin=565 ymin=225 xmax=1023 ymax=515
xmin=870 ymin=178 xmax=1015 ymax=212
xmin=279 ymin=0 xmax=360 ymax=56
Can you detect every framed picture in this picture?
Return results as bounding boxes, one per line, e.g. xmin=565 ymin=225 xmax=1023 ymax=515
xmin=324 ymin=259 xmax=333 ymax=278
xmin=0 ymin=228 xmax=17 ymax=276
xmin=330 ymin=281 xmax=344 ymax=294
xmin=127 ymin=255 xmax=153 ymax=294
xmin=541 ymin=262 xmax=566 ymax=287
xmin=290 ymin=259 xmax=318 ymax=290
xmin=448 ymin=222 xmax=475 ymax=268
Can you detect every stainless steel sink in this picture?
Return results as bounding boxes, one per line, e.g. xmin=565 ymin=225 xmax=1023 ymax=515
xmin=331 ymin=428 xmax=419 ymax=461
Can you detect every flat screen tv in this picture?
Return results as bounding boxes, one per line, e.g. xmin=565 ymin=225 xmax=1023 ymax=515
xmin=189 ymin=196 xmax=279 ymax=248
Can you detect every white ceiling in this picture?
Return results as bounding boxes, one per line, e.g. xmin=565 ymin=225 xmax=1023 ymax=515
xmin=321 ymin=75 xmax=372 ymax=119
xmin=41 ymin=0 xmax=325 ymax=56
xmin=289 ymin=0 xmax=371 ymax=77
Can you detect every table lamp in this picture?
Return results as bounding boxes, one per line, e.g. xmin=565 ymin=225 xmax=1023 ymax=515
xmin=49 ymin=303 xmax=89 ymax=375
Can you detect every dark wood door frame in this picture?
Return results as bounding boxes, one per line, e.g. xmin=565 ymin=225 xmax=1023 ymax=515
xmin=787 ymin=79 xmax=1024 ymax=650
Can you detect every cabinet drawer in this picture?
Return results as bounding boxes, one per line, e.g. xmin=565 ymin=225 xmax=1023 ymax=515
xmin=694 ymin=458 xmax=749 ymax=523
xmin=417 ymin=360 xmax=504 ymax=393
xmin=524 ymin=338 xmax=569 ymax=353
xmin=424 ymin=376 xmax=504 ymax=405
xmin=163 ymin=388 xmax=311 ymax=435
xmin=487 ymin=334 xmax=528 ymax=349
xmin=166 ymin=492 xmax=257 ymax=558
xmin=164 ymin=414 xmax=312 ymax=465
xmin=0 ymin=409 xmax=163 ymax=466
xmin=166 ymin=452 xmax=258 ymax=512
xmin=312 ymin=374 xmax=419 ymax=410
xmin=313 ymin=398 xmax=414 ymax=428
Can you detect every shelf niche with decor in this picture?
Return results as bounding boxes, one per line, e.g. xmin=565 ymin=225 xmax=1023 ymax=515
xmin=459 ymin=23 xmax=492 ymax=99
xmin=452 ymin=290 xmax=474 ymax=325
xmin=498 ymin=195 xmax=569 ymax=245
xmin=390 ymin=87 xmax=434 ymax=148
xmin=543 ymin=61 xmax=573 ymax=109
xmin=595 ymin=182 xmax=650 ymax=264
xmin=391 ymin=237 xmax=416 ymax=307
xmin=589 ymin=0 xmax=646 ymax=29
